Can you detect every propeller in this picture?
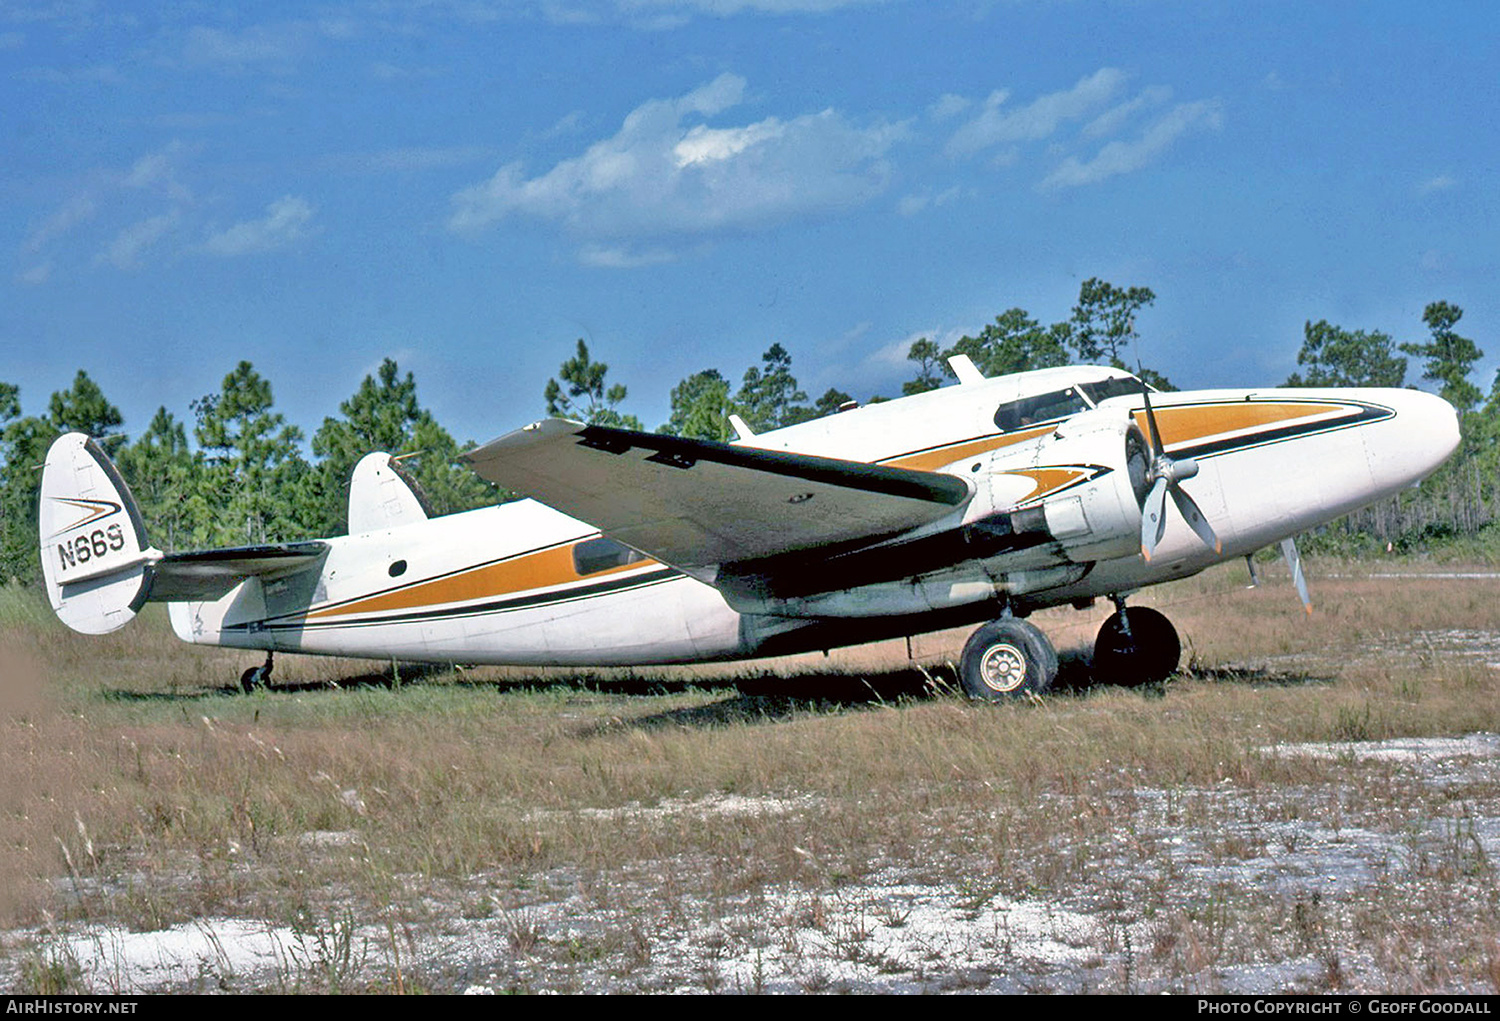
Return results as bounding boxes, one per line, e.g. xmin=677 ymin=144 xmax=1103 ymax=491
xmin=1138 ymin=381 xmax=1221 ymax=562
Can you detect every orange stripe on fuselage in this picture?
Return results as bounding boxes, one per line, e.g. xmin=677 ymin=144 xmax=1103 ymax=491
xmin=307 ymin=401 xmax=1355 ymax=621
xmin=307 ymin=543 xmax=655 ymax=620
xmin=1005 ymin=467 xmax=1092 ymax=504
xmin=884 ymin=424 xmax=1055 ymax=471
xmin=1132 ymin=402 xmax=1346 ymax=450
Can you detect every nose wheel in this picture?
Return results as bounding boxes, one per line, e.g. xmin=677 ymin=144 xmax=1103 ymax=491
xmin=959 ymin=618 xmax=1058 ymax=700
xmin=1092 ymin=604 xmax=1180 ymax=686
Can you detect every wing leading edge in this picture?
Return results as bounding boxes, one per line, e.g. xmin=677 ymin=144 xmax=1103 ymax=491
xmin=464 ymin=419 xmax=972 ymax=577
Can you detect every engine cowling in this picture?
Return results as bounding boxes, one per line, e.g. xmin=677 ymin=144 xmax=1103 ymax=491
xmin=966 ymin=406 xmax=1149 ymax=565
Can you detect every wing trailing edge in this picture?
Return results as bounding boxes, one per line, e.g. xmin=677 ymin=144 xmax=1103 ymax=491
xmin=464 ymin=419 xmax=972 ymax=576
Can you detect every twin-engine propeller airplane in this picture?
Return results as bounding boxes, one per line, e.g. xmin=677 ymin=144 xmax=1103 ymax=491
xmin=40 ymin=360 xmax=1459 ymax=699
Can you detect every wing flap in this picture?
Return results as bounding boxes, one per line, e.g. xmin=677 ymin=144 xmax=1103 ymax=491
xmin=464 ymin=420 xmax=971 ymax=573
xmin=147 ymin=542 xmax=329 ymax=601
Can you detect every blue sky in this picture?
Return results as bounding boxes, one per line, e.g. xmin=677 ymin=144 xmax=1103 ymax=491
xmin=3 ymin=0 xmax=1496 ymax=447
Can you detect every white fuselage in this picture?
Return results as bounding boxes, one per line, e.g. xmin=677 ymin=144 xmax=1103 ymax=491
xmin=169 ymin=372 xmax=1460 ymax=666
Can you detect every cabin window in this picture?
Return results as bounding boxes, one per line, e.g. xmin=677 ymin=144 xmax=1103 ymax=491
xmin=388 ymin=560 xmax=407 ymax=577
xmin=992 ymin=387 xmax=1090 ymax=432
xmin=573 ymin=536 xmax=645 ymax=576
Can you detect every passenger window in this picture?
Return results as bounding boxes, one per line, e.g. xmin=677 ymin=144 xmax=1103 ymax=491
xmin=993 ymin=387 xmax=1090 ymax=432
xmin=573 ymin=536 xmax=646 ymax=576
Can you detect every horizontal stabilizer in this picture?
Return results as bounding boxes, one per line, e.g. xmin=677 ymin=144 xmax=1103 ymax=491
xmin=464 ymin=419 xmax=971 ymax=575
xmin=41 ymin=432 xmax=331 ymax=633
xmin=149 ymin=543 xmax=329 ymax=601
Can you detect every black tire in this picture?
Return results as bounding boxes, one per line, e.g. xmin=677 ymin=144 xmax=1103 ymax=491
xmin=959 ymin=619 xmax=1057 ymax=701
xmin=239 ymin=659 xmax=273 ymax=693
xmin=1092 ymin=606 xmax=1180 ymax=686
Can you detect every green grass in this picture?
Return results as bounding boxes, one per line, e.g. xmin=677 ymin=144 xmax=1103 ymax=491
xmin=5 ymin=560 xmax=1500 ymax=992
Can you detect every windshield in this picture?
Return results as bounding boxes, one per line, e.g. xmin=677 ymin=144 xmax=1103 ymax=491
xmin=992 ymin=387 xmax=1090 ymax=432
xmin=1078 ymin=375 xmax=1147 ymax=404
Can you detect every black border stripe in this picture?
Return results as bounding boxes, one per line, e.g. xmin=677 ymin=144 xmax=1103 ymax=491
xmin=1166 ymin=399 xmax=1393 ymax=461
xmin=234 ymin=396 xmax=1392 ymax=633
xmin=260 ymin=534 xmax=587 ymax=624
xmin=230 ymin=567 xmax=682 ymax=633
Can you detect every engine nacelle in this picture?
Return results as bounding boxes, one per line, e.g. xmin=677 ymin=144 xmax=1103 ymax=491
xmin=966 ymin=406 xmax=1148 ymax=565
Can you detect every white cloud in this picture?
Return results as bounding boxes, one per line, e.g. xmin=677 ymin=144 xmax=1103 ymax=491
xmin=24 ymin=193 xmax=96 ymax=253
xmin=204 ymin=196 xmax=316 ymax=256
xmin=929 ymin=93 xmax=971 ymax=121
xmin=945 ymin=69 xmax=1127 ymax=157
xmin=326 ymin=146 xmax=493 ymax=173
xmin=180 ymin=20 xmax=339 ymax=74
xmin=897 ymin=185 xmax=961 ymax=217
xmin=622 ymin=0 xmax=891 ymax=11
xmin=578 ymin=243 xmax=680 ymax=268
xmin=99 ymin=212 xmax=180 ymax=270
xmin=17 ymin=261 xmax=52 ymax=286
xmin=673 ymin=119 xmax=785 ymax=167
xmin=1039 ymin=99 xmax=1222 ymax=191
xmin=546 ymin=0 xmax=891 ymax=22
xmin=15 ymin=63 xmax=124 ymax=85
xmin=448 ymin=73 xmax=904 ymax=247
xmin=1418 ymin=174 xmax=1456 ymax=196
xmin=122 ymin=143 xmax=194 ymax=202
xmin=1082 ymin=85 xmax=1171 ymax=139
xmin=369 ymin=61 xmax=440 ymax=81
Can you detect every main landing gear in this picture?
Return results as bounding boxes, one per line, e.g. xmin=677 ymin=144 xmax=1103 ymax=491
xmin=958 ymin=616 xmax=1058 ymax=700
xmin=957 ymin=596 xmax=1183 ymax=700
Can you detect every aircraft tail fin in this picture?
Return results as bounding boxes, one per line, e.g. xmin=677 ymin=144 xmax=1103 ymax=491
xmin=39 ymin=432 xmax=159 ymax=635
xmin=347 ymin=452 xmax=431 ymax=534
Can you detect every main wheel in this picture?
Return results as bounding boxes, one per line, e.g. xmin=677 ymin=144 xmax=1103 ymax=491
xmin=1092 ymin=606 xmax=1180 ymax=686
xmin=959 ymin=619 xmax=1058 ymax=701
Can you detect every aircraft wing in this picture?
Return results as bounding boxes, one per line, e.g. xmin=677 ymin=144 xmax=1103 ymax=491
xmin=464 ymin=420 xmax=971 ymax=575
xmin=148 ymin=543 xmax=329 ymax=601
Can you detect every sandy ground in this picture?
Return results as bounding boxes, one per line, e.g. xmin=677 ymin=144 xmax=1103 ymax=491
xmin=6 ymin=728 xmax=1500 ymax=994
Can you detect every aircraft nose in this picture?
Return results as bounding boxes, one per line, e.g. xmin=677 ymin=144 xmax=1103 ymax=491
xmin=1368 ymin=387 xmax=1460 ymax=487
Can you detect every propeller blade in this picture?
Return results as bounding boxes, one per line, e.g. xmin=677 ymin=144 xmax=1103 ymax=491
xmin=1170 ymin=484 xmax=1222 ymax=554
xmin=1140 ymin=379 xmax=1165 ymax=457
xmin=1140 ymin=477 xmax=1169 ymax=561
xmin=1244 ymin=553 xmax=1260 ymax=588
xmin=1279 ymin=537 xmax=1312 ymax=615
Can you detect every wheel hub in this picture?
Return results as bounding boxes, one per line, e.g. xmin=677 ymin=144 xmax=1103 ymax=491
xmin=978 ymin=641 xmax=1028 ymax=693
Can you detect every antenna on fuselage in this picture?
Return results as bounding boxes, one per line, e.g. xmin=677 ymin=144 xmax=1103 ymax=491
xmin=947 ymin=355 xmax=985 ymax=385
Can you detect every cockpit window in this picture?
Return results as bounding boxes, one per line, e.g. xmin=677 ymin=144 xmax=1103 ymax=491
xmin=992 ymin=387 xmax=1090 ymax=432
xmin=573 ymin=536 xmax=646 ymax=576
xmin=1077 ymin=375 xmax=1147 ymax=404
